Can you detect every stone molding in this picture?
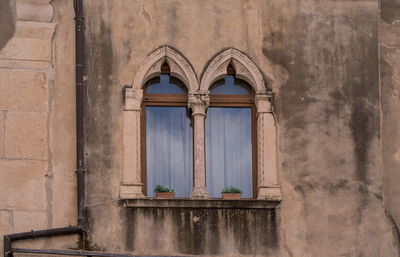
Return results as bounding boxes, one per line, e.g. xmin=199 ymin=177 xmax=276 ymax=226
xmin=16 ymin=0 xmax=53 ymax=23
xmin=200 ymin=48 xmax=267 ymax=94
xmin=122 ymin=47 xmax=282 ymax=200
xmin=121 ymin=106 xmax=144 ymax=198
xmin=0 ymin=21 xmax=56 ymax=64
xmin=123 ymin=198 xmax=280 ymax=209
xmin=121 ymin=87 xmax=144 ymax=198
xmin=132 ymin=46 xmax=198 ymax=92
xmin=256 ymin=112 xmax=281 ymax=200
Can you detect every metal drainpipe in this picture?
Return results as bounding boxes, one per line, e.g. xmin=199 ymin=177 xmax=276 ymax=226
xmin=74 ymin=0 xmax=86 ymax=229
xmin=3 ymin=2 xmax=86 ymax=256
xmin=4 ymin=227 xmax=84 ymax=257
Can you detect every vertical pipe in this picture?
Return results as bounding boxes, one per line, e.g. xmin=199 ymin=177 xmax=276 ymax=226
xmin=74 ymin=0 xmax=86 ymax=228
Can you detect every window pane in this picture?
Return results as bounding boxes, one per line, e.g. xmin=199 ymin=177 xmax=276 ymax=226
xmin=210 ymin=75 xmax=252 ymax=95
xmin=145 ymin=74 xmax=187 ymax=94
xmin=206 ymin=107 xmax=253 ymax=198
xmin=146 ymin=106 xmax=193 ymax=197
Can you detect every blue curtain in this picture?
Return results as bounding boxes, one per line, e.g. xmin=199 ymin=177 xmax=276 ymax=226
xmin=206 ymin=107 xmax=253 ymax=198
xmin=146 ymin=106 xmax=193 ymax=197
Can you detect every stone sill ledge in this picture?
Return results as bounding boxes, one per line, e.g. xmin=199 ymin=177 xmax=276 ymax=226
xmin=122 ymin=198 xmax=280 ymax=209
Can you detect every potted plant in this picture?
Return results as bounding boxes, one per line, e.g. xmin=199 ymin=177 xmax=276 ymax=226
xmin=154 ymin=185 xmax=176 ymax=199
xmin=221 ymin=186 xmax=242 ymax=200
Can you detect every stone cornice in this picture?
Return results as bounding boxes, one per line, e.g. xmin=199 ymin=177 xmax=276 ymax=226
xmin=14 ymin=21 xmax=55 ymax=39
xmin=123 ymin=198 xmax=280 ymax=209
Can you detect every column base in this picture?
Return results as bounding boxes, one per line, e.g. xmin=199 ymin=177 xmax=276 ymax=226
xmin=257 ymin=185 xmax=282 ymax=200
xmin=190 ymin=187 xmax=210 ymax=199
xmin=120 ymin=183 xmax=145 ymax=199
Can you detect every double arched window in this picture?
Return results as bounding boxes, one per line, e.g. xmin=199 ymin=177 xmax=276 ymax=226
xmin=121 ymin=47 xmax=281 ymax=201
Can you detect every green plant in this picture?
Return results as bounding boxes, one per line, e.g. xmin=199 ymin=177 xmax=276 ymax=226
xmin=154 ymin=185 xmax=176 ymax=193
xmin=221 ymin=186 xmax=242 ymax=194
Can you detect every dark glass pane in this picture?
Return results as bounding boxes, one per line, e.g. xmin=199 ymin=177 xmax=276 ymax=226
xmin=146 ymin=106 xmax=193 ymax=197
xmin=206 ymin=107 xmax=252 ymax=198
xmin=210 ymin=75 xmax=252 ymax=95
xmin=145 ymin=74 xmax=187 ymax=94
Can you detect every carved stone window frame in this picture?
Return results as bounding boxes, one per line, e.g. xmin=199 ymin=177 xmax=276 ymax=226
xmin=120 ymin=46 xmax=282 ymax=201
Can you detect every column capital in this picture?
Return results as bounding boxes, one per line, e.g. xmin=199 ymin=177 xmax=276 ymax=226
xmin=188 ymin=91 xmax=210 ymax=116
xmin=125 ymin=87 xmax=143 ymax=111
xmin=255 ymin=92 xmax=273 ymax=113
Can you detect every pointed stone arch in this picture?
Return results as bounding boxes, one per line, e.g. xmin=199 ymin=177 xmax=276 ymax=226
xmin=132 ymin=46 xmax=198 ymax=92
xmin=200 ymin=48 xmax=268 ymax=94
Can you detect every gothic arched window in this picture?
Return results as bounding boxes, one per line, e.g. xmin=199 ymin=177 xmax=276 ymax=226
xmin=205 ymin=65 xmax=256 ymax=198
xmin=142 ymin=63 xmax=193 ymax=197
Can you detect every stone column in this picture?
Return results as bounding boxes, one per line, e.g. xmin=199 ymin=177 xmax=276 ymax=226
xmin=189 ymin=92 xmax=211 ymax=199
xmin=256 ymin=94 xmax=282 ymax=200
xmin=120 ymin=88 xmax=145 ymax=198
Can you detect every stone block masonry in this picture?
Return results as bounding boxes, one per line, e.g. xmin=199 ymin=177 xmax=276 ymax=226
xmin=5 ymin=112 xmax=47 ymax=160
xmin=0 ymin=160 xmax=47 ymax=211
xmin=0 ymin=0 xmax=57 ymax=253
xmin=0 ymin=70 xmax=48 ymax=112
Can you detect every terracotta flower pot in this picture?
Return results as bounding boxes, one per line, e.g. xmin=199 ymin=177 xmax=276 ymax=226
xmin=222 ymin=193 xmax=241 ymax=200
xmin=155 ymin=192 xmax=175 ymax=199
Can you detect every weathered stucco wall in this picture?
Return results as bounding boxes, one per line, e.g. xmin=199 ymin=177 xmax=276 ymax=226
xmin=124 ymin=206 xmax=278 ymax=255
xmin=380 ymin=0 xmax=400 ymax=250
xmin=82 ymin=0 xmax=399 ymax=256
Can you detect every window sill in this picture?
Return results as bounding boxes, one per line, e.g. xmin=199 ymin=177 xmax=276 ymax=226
xmin=121 ymin=198 xmax=280 ymax=209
